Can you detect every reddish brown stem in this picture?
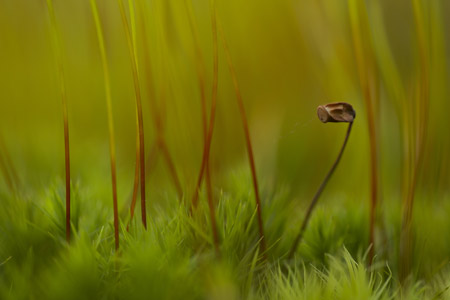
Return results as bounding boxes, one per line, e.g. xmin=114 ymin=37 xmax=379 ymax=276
xmin=0 ymin=134 xmax=20 ymax=192
xmin=118 ymin=0 xmax=147 ymax=229
xmin=90 ymin=0 xmax=120 ymax=251
xmin=64 ymin=116 xmax=71 ymax=243
xmin=127 ymin=133 xmax=142 ymax=231
xmin=0 ymin=149 xmax=14 ymax=193
xmin=188 ymin=0 xmax=220 ymax=254
xmin=159 ymin=140 xmax=183 ymax=198
xmin=46 ymin=0 xmax=71 ymax=243
xmin=191 ymin=0 xmax=219 ymax=211
xmin=137 ymin=0 xmax=182 ymax=201
xmin=217 ymin=20 xmax=266 ymax=255
xmin=367 ymin=100 xmax=377 ymax=263
xmin=206 ymin=161 xmax=220 ymax=255
xmin=185 ymin=0 xmax=208 ymax=141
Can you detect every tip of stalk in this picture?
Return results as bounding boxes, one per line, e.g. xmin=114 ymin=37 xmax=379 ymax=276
xmin=317 ymin=102 xmax=355 ymax=123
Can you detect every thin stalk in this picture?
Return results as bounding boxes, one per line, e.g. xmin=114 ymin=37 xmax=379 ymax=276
xmin=206 ymin=161 xmax=220 ymax=255
xmin=289 ymin=122 xmax=353 ymax=259
xmin=191 ymin=0 xmax=219 ymax=212
xmin=204 ymin=0 xmax=220 ymax=254
xmin=137 ymin=0 xmax=182 ymax=199
xmin=118 ymin=0 xmax=147 ymax=228
xmin=185 ymin=0 xmax=208 ymax=143
xmin=348 ymin=0 xmax=378 ymax=263
xmin=0 ymin=150 xmax=14 ymax=193
xmin=217 ymin=18 xmax=266 ymax=255
xmin=90 ymin=0 xmax=119 ymax=251
xmin=159 ymin=141 xmax=183 ymax=198
xmin=400 ymin=0 xmax=430 ymax=280
xmin=188 ymin=0 xmax=220 ymax=253
xmin=0 ymin=133 xmax=20 ymax=192
xmin=127 ymin=129 xmax=141 ymax=231
xmin=46 ymin=0 xmax=71 ymax=243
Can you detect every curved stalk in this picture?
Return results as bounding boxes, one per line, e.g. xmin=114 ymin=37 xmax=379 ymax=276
xmin=191 ymin=0 xmax=219 ymax=212
xmin=90 ymin=0 xmax=120 ymax=251
xmin=0 ymin=133 xmax=20 ymax=193
xmin=46 ymin=0 xmax=71 ymax=243
xmin=217 ymin=18 xmax=266 ymax=255
xmin=289 ymin=103 xmax=355 ymax=259
xmin=118 ymin=0 xmax=147 ymax=228
xmin=185 ymin=0 xmax=220 ymax=255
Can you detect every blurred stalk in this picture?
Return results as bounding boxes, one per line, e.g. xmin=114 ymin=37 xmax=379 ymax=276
xmin=400 ymin=0 xmax=430 ymax=280
xmin=205 ymin=0 xmax=220 ymax=256
xmin=428 ymin=0 xmax=449 ymax=192
xmin=45 ymin=0 xmax=71 ymax=244
xmin=0 ymin=147 xmax=14 ymax=193
xmin=348 ymin=0 xmax=379 ymax=263
xmin=185 ymin=0 xmax=208 ymax=143
xmin=90 ymin=0 xmax=120 ymax=252
xmin=127 ymin=132 xmax=140 ymax=231
xmin=185 ymin=0 xmax=220 ymax=255
xmin=0 ymin=133 xmax=19 ymax=193
xmin=138 ymin=0 xmax=183 ymax=199
xmin=185 ymin=0 xmax=209 ymax=211
xmin=217 ymin=17 xmax=267 ymax=256
xmin=370 ymin=0 xmax=408 ymax=262
xmin=118 ymin=0 xmax=147 ymax=229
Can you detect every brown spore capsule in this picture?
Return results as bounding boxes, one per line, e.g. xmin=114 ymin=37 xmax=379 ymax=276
xmin=317 ymin=102 xmax=356 ymax=123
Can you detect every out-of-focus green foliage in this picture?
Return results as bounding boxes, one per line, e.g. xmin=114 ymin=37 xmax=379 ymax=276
xmin=1 ymin=0 xmax=450 ymax=298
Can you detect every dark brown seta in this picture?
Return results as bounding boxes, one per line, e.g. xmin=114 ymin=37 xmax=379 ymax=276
xmin=289 ymin=102 xmax=355 ymax=259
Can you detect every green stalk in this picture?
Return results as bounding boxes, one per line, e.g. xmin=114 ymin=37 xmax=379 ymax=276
xmin=0 ymin=133 xmax=20 ymax=193
xmin=118 ymin=0 xmax=147 ymax=229
xmin=90 ymin=0 xmax=120 ymax=251
xmin=348 ymin=0 xmax=379 ymax=263
xmin=400 ymin=0 xmax=430 ymax=280
xmin=46 ymin=0 xmax=71 ymax=243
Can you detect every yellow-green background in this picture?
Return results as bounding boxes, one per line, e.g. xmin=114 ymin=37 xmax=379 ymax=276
xmin=0 ymin=0 xmax=449 ymax=211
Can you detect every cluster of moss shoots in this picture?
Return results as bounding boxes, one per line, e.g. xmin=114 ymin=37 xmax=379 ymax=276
xmin=0 ymin=0 xmax=394 ymax=270
xmin=9 ymin=0 xmax=363 ymax=264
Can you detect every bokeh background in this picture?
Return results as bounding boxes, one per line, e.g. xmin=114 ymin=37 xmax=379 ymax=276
xmin=1 ymin=0 xmax=450 ymax=278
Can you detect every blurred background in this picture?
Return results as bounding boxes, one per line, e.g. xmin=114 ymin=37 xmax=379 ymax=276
xmin=0 ymin=0 xmax=449 ymax=218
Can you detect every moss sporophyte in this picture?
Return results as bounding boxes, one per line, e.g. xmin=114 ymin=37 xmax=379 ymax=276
xmin=289 ymin=102 xmax=355 ymax=259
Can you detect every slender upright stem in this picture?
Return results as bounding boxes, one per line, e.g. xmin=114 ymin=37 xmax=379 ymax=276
xmin=185 ymin=0 xmax=220 ymax=254
xmin=191 ymin=0 xmax=219 ymax=213
xmin=185 ymin=0 xmax=208 ymax=142
xmin=46 ymin=0 xmax=71 ymax=243
xmin=206 ymin=161 xmax=220 ymax=255
xmin=289 ymin=122 xmax=353 ymax=259
xmin=118 ymin=0 xmax=147 ymax=228
xmin=399 ymin=0 xmax=430 ymax=280
xmin=348 ymin=0 xmax=378 ymax=263
xmin=217 ymin=19 xmax=266 ymax=255
xmin=0 ymin=149 xmax=14 ymax=193
xmin=159 ymin=141 xmax=183 ymax=198
xmin=136 ymin=0 xmax=183 ymax=200
xmin=90 ymin=0 xmax=120 ymax=251
xmin=0 ymin=133 xmax=20 ymax=193
xmin=127 ymin=129 xmax=143 ymax=231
